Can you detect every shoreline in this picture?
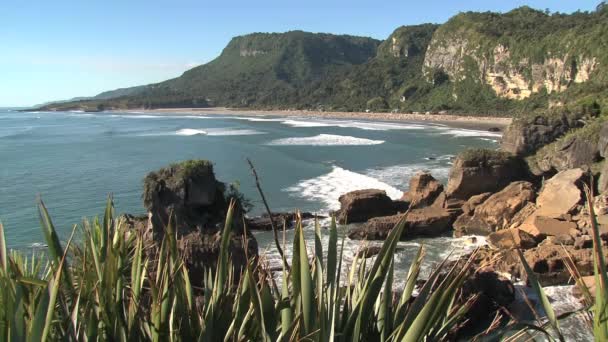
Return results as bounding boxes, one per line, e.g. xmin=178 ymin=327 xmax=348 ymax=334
xmin=118 ymin=107 xmax=512 ymax=131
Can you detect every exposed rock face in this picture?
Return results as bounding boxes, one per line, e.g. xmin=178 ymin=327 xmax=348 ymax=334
xmin=487 ymin=228 xmax=538 ymax=249
xmin=446 ymin=150 xmax=528 ymax=203
xmin=423 ymin=35 xmax=598 ymax=100
xmin=139 ymin=160 xmax=258 ymax=285
xmin=348 ymin=207 xmax=452 ymax=241
xmin=143 ymin=161 xmax=228 ymax=238
xmin=454 ymin=181 xmax=536 ymax=236
xmin=535 ymin=168 xmax=584 ymax=218
xmin=534 ymin=136 xmax=599 ymax=173
xmin=461 ymin=193 xmax=492 ymax=215
xmin=336 ymin=189 xmax=407 ymax=224
xmin=402 ymin=171 xmax=444 ymax=209
xmin=501 ymin=114 xmax=584 ymax=156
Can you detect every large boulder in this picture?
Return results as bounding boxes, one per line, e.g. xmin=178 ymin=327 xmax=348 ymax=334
xmin=501 ymin=113 xmax=585 ymax=156
xmin=535 ymin=168 xmax=584 ymax=218
xmin=454 ymin=181 xmax=536 ymax=236
xmin=446 ymin=149 xmax=529 ymax=203
xmin=518 ymin=216 xmax=578 ymax=238
xmin=246 ymin=212 xmax=316 ymax=231
xmin=348 ymin=207 xmax=452 ymax=241
xmin=336 ymin=189 xmax=406 ymax=224
xmin=402 ymin=171 xmax=444 ymax=209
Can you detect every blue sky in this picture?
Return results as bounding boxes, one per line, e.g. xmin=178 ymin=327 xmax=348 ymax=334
xmin=0 ymin=0 xmax=601 ymax=107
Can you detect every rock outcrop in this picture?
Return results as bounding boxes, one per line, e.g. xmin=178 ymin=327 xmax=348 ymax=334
xmin=446 ymin=149 xmax=528 ymax=204
xmin=402 ymin=171 xmax=444 ymax=209
xmin=454 ymin=181 xmax=536 ymax=236
xmin=348 ymin=207 xmax=452 ymax=241
xmin=533 ymin=135 xmax=599 ymax=174
xmin=137 ymin=160 xmax=258 ymax=285
xmin=336 ymin=189 xmax=407 ymax=224
xmin=535 ymin=168 xmax=584 ymax=218
xmin=246 ymin=212 xmax=316 ymax=231
xmin=501 ymin=113 xmax=585 ymax=156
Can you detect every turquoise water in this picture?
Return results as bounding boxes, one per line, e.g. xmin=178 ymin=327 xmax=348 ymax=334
xmin=0 ymin=109 xmax=498 ymax=258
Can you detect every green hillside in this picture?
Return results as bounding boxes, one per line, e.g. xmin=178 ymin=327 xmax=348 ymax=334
xmin=39 ymin=5 xmax=608 ymax=116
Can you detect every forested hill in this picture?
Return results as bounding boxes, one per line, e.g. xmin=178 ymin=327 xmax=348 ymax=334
xmin=40 ymin=5 xmax=608 ymax=117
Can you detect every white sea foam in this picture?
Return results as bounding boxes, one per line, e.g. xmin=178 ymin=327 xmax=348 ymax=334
xmin=176 ymin=128 xmax=207 ymax=136
xmin=281 ymin=119 xmax=333 ymax=128
xmin=435 ymin=127 xmax=502 ymax=138
xmin=175 ymin=128 xmax=265 ymax=136
xmin=284 ymin=166 xmax=403 ymax=211
xmin=267 ymin=134 xmax=384 ymax=146
xmin=204 ymin=128 xmax=265 ymax=136
xmin=232 ymin=116 xmax=285 ymax=122
xmin=365 ymin=162 xmax=452 ymax=189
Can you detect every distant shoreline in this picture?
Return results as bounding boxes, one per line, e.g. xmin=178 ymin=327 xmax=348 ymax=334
xmin=118 ymin=107 xmax=512 ymax=131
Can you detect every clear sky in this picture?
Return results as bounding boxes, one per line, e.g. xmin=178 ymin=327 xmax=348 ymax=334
xmin=0 ymin=0 xmax=601 ymax=107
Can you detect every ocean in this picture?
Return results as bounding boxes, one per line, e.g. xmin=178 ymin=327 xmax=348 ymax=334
xmin=0 ymin=109 xmax=591 ymax=339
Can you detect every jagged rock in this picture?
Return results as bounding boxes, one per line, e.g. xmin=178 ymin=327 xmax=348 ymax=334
xmin=487 ymin=228 xmax=538 ymax=249
xmin=336 ymin=189 xmax=406 ymax=224
xmin=348 ymin=207 xmax=452 ymax=241
xmin=246 ymin=212 xmax=316 ymax=231
xmin=535 ymin=168 xmax=584 ymax=218
xmin=446 ymin=149 xmax=528 ymax=202
xmin=535 ymin=136 xmax=599 ymax=173
xmin=489 ymin=245 xmax=608 ymax=286
xmin=402 ymin=171 xmax=444 ymax=209
xmin=454 ymin=181 xmax=535 ymax=236
xmin=461 ymin=192 xmax=492 ymax=215
xmin=518 ymin=216 xmax=578 ymax=238
xmin=501 ymin=113 xmax=585 ymax=156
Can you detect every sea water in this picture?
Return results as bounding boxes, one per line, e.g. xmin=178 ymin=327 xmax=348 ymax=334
xmin=0 ymin=109 xmax=590 ymax=339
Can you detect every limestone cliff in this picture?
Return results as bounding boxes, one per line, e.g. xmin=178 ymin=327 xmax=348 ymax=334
xmin=423 ymin=8 xmax=605 ymax=100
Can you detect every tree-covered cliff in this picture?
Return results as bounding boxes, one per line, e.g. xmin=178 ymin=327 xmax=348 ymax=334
xmin=40 ymin=5 xmax=608 ymax=117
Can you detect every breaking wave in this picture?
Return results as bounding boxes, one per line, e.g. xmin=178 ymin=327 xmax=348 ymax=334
xmin=267 ymin=134 xmax=384 ymax=146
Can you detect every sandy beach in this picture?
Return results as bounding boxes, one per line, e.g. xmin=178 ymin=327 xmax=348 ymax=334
xmin=127 ymin=107 xmax=512 ymax=131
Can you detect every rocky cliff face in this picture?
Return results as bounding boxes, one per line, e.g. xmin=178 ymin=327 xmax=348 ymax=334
xmin=424 ymin=39 xmax=599 ymax=100
xmin=422 ymin=8 xmax=604 ymax=101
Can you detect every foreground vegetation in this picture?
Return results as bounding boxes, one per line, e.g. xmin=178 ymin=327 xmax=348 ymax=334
xmin=1 ymin=193 xmax=607 ymax=340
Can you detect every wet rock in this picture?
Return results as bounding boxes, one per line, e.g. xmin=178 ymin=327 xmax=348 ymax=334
xmin=348 ymin=207 xmax=452 ymax=241
xmin=355 ymin=245 xmax=382 ymax=258
xmin=490 ymin=245 xmax=608 ymax=286
xmin=246 ymin=212 xmax=316 ymax=231
xmin=488 ymin=127 xmax=501 ymax=132
xmin=336 ymin=189 xmax=406 ymax=224
xmin=487 ymin=228 xmax=538 ymax=249
xmin=401 ymin=171 xmax=444 ymax=209
xmin=446 ymin=149 xmax=528 ymax=202
xmin=454 ymin=181 xmax=536 ymax=236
